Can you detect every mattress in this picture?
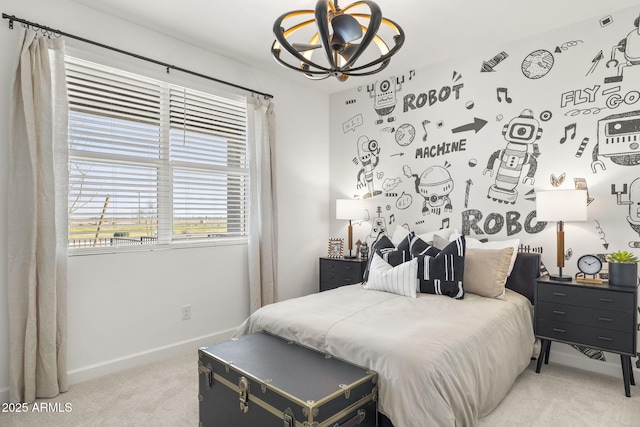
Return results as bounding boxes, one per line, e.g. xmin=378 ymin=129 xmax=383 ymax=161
xmin=234 ymin=284 xmax=535 ymax=427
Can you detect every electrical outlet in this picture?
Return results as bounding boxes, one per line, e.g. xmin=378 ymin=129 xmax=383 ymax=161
xmin=182 ymin=304 xmax=191 ymax=320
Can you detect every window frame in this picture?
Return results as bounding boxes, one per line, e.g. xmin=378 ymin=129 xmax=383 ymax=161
xmin=65 ymin=56 xmax=249 ymax=256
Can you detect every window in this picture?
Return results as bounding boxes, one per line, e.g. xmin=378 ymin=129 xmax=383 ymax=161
xmin=66 ymin=57 xmax=249 ymax=253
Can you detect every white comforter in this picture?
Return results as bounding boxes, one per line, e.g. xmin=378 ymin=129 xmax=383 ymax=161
xmin=234 ymin=284 xmax=535 ymax=427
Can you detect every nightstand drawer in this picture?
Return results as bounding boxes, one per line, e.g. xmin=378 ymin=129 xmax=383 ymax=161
xmin=537 ymin=302 xmax=633 ymax=332
xmin=537 ymin=283 xmax=635 ymax=312
xmin=320 ymin=270 xmax=363 ymax=285
xmin=320 ymin=259 xmax=363 ymax=274
xmin=319 ymin=258 xmax=367 ymax=292
xmin=537 ymin=319 xmax=634 ymax=354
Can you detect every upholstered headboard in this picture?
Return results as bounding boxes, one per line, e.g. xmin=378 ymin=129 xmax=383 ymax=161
xmin=505 ymin=252 xmax=541 ymax=304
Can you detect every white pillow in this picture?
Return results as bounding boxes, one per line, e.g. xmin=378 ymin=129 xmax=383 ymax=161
xmin=416 ymin=228 xmax=453 ymax=243
xmin=363 ymin=253 xmax=418 ymax=298
xmin=391 ymin=224 xmax=411 ymax=245
xmin=451 ymin=234 xmax=520 ymax=276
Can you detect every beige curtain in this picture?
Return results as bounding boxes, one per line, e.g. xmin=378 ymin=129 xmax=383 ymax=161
xmin=8 ymin=29 xmax=69 ymax=403
xmin=247 ymin=98 xmax=278 ymax=313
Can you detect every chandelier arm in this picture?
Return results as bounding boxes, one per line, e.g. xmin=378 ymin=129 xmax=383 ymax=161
xmin=340 ymin=2 xmax=382 ymax=69
xmin=273 ymin=11 xmax=333 ymax=72
xmin=340 ymin=58 xmax=390 ymax=76
xmin=271 ymin=42 xmax=335 ymax=74
xmin=345 ymin=18 xmax=404 ymax=72
xmin=273 ymin=12 xmax=310 ymax=59
xmin=314 ymin=0 xmax=336 ymax=72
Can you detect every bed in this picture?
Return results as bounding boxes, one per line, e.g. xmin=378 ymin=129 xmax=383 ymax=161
xmin=234 ymin=248 xmax=540 ymax=427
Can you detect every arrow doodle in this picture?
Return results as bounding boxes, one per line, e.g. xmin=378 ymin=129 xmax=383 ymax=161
xmin=390 ymin=153 xmax=405 ymax=157
xmin=464 ymin=179 xmax=473 ymax=208
xmin=594 ymin=220 xmax=609 ymax=250
xmin=586 ymin=50 xmax=604 ymax=76
xmin=452 ymin=117 xmax=488 ymax=134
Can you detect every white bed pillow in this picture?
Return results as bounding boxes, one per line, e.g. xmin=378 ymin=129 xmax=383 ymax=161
xmin=363 ymin=253 xmax=418 ymax=298
xmin=464 ymin=247 xmax=514 ymax=299
xmin=415 ymin=228 xmax=453 ymax=243
xmin=390 ymin=224 xmax=411 ymax=245
xmin=450 ymin=234 xmax=519 ymax=276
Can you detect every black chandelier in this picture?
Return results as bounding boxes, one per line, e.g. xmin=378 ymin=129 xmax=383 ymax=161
xmin=271 ymin=0 xmax=405 ymax=81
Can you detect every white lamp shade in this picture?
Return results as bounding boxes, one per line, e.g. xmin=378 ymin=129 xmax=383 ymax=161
xmin=536 ymin=190 xmax=588 ymax=222
xmin=336 ymin=199 xmax=366 ymax=220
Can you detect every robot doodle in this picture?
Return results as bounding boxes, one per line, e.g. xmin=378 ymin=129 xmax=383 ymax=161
xmin=591 ymin=110 xmax=640 ymax=172
xmin=403 ymin=165 xmax=454 ymax=215
xmin=356 ymin=135 xmax=382 ymax=199
xmin=367 ymin=76 xmax=403 ymax=125
xmin=484 ymin=109 xmax=542 ymax=204
xmin=605 ymin=13 xmax=640 ymax=83
xmin=612 ymin=178 xmax=640 ymax=247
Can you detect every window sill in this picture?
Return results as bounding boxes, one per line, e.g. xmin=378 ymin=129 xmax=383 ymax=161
xmin=67 ymin=237 xmax=248 ymax=257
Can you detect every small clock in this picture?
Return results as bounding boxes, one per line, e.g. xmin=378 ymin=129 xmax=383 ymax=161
xmin=576 ymin=254 xmax=603 ymax=284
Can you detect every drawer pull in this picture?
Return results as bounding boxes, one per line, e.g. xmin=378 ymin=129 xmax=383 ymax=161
xmin=552 ymin=310 xmax=566 ymax=315
xmin=552 ymin=292 xmax=566 ymax=297
xmin=597 ymin=336 xmax=614 ymax=341
xmin=597 ymin=317 xmax=614 ymax=322
xmin=552 ymin=328 xmax=566 ymax=333
xmin=344 ymin=266 xmax=353 ymax=270
xmin=598 ymin=298 xmax=614 ymax=303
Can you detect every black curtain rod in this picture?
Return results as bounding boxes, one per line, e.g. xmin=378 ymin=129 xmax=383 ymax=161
xmin=2 ymin=13 xmax=274 ymax=100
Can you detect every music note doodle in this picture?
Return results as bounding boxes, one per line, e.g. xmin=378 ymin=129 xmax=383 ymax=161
xmin=389 ymin=214 xmax=395 ymax=224
xmin=440 ymin=217 xmax=450 ymax=229
xmin=560 ymin=123 xmax=576 ymax=144
xmin=496 ymin=87 xmax=512 ymax=103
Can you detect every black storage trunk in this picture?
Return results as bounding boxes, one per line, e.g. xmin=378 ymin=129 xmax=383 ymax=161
xmin=198 ymin=331 xmax=378 ymax=427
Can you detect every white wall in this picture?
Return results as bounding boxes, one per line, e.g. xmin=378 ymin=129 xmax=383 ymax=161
xmin=0 ymin=0 xmax=330 ymax=403
xmin=329 ymin=5 xmax=640 ymax=379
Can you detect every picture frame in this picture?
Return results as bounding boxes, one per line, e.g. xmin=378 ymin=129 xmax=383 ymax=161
xmin=328 ymin=238 xmax=344 ymax=258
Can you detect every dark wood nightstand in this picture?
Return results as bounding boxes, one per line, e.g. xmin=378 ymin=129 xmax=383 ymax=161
xmin=319 ymin=257 xmax=367 ymax=292
xmin=534 ymin=276 xmax=638 ymax=397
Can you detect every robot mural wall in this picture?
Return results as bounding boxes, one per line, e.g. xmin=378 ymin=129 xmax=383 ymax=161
xmin=403 ymin=165 xmax=454 ymax=215
xmin=356 ymin=135 xmax=382 ymax=199
xmin=605 ymin=13 xmax=640 ymax=83
xmin=484 ymin=109 xmax=542 ymax=204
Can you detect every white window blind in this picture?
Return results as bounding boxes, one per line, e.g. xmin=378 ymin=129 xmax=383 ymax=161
xmin=66 ymin=57 xmax=249 ymax=253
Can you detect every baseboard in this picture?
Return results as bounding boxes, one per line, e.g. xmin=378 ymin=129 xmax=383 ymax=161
xmin=66 ymin=327 xmax=236 ymax=386
xmin=548 ymin=344 xmax=639 ymax=379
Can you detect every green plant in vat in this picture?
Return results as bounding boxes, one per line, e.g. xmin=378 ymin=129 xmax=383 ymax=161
xmin=606 ymin=250 xmax=638 ymax=264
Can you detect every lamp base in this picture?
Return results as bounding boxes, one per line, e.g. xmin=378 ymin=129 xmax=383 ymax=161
xmin=549 ymin=274 xmax=572 ymax=282
xmin=343 ymin=255 xmax=357 ymax=259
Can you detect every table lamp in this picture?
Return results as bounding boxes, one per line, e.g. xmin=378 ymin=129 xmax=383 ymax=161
xmin=336 ymin=199 xmax=366 ymax=259
xmin=536 ymin=189 xmax=587 ymax=281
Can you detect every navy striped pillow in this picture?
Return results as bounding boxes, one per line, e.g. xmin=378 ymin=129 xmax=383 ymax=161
xmin=363 ymin=232 xmax=414 ymax=282
xmin=416 ymin=235 xmax=466 ymax=299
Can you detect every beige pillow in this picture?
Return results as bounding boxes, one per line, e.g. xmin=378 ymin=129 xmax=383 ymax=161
xmin=464 ymin=247 xmax=514 ymax=299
